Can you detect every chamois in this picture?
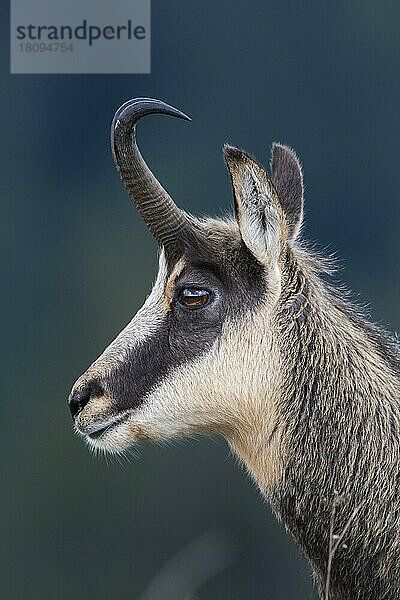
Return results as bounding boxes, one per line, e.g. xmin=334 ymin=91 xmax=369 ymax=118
xmin=69 ymin=98 xmax=400 ymax=599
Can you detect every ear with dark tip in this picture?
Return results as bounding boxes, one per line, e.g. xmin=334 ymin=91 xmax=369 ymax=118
xmin=270 ymin=143 xmax=304 ymax=240
xmin=224 ymin=144 xmax=284 ymax=264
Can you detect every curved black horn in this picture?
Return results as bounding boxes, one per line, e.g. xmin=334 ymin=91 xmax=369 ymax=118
xmin=111 ymin=97 xmax=192 ymax=248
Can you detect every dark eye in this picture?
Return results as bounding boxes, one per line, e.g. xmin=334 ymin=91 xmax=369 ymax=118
xmin=179 ymin=288 xmax=210 ymax=309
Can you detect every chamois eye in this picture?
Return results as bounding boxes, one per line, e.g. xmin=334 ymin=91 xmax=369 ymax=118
xmin=179 ymin=288 xmax=210 ymax=309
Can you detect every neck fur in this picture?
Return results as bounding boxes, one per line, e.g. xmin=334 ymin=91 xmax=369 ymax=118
xmin=231 ymin=250 xmax=400 ymax=599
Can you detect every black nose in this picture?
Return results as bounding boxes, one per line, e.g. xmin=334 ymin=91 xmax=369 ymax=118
xmin=68 ymin=380 xmax=103 ymax=420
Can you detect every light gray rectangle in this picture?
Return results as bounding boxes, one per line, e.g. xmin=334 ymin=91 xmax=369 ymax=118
xmin=11 ymin=0 xmax=150 ymax=74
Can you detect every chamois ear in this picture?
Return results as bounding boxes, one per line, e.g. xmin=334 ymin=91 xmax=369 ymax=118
xmin=224 ymin=145 xmax=285 ymax=264
xmin=270 ymin=143 xmax=304 ymax=240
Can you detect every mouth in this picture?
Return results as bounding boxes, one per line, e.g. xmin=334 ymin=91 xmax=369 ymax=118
xmin=75 ymin=410 xmax=150 ymax=453
xmin=83 ymin=414 xmax=129 ymax=441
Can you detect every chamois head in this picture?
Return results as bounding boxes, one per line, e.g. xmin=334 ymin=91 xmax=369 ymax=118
xmin=69 ymin=98 xmax=304 ymax=455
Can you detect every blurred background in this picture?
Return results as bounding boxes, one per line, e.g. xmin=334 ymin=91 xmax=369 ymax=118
xmin=1 ymin=1 xmax=399 ymax=598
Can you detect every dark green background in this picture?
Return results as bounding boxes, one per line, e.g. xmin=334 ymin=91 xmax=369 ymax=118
xmin=2 ymin=1 xmax=399 ymax=598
